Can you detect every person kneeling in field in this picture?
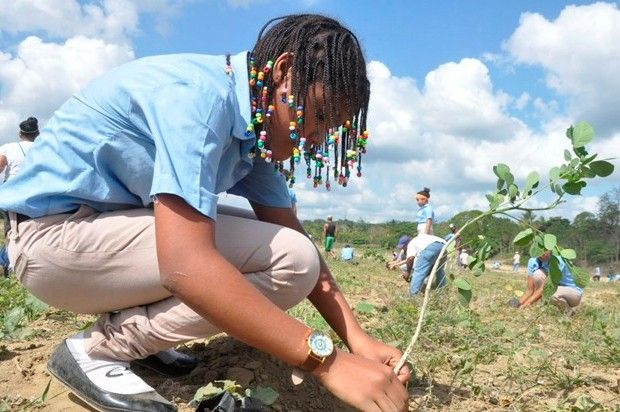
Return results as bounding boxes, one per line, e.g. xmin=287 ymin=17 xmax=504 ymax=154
xmin=389 ymin=234 xmax=447 ymax=295
xmin=549 ymin=256 xmax=583 ymax=315
xmin=514 ymin=250 xmax=551 ymax=308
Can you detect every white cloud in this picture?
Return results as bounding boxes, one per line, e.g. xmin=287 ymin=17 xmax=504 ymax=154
xmin=504 ymin=2 xmax=620 ymax=135
xmin=419 ymin=58 xmax=525 ymax=140
xmin=0 ymin=35 xmax=134 ymax=142
xmin=0 ymin=0 xmax=139 ymax=43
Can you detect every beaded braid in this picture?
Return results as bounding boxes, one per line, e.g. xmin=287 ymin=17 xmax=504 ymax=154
xmin=250 ymin=14 xmax=370 ymax=189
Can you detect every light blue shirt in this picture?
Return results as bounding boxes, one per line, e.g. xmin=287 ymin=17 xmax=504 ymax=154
xmin=527 ymin=257 xmax=549 ymax=276
xmin=288 ymin=189 xmax=297 ymax=204
xmin=0 ymin=51 xmax=290 ymax=220
xmin=556 ymin=256 xmax=583 ymax=295
xmin=341 ymin=246 xmax=354 ymax=261
xmin=416 ymin=204 xmax=434 ymax=224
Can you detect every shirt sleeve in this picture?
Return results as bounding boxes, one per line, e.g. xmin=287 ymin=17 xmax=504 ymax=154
xmin=227 ymin=159 xmax=291 ymax=208
xmin=142 ymin=81 xmax=231 ymax=220
xmin=425 ymin=205 xmax=434 ymax=221
xmin=527 ymin=258 xmax=539 ymax=275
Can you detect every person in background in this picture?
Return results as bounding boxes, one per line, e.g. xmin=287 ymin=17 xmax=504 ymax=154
xmin=459 ymin=249 xmax=470 ymax=269
xmin=288 ymin=188 xmax=297 ymax=216
xmin=593 ymin=266 xmax=601 ymax=281
xmin=512 ymin=251 xmax=521 ymax=272
xmin=395 ymin=235 xmax=411 ymax=261
xmin=340 ymin=244 xmax=354 ymax=262
xmin=391 ymin=234 xmax=447 ymax=296
xmin=0 ymin=117 xmax=39 ymax=277
xmin=323 ymin=215 xmax=338 ymax=258
xmin=415 ymin=187 xmax=434 ymax=235
xmin=550 ymin=256 xmax=584 ymax=315
xmin=511 ymin=250 xmax=550 ymax=308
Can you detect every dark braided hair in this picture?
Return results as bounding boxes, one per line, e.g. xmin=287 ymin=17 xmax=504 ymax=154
xmin=251 ymin=14 xmax=370 ymax=133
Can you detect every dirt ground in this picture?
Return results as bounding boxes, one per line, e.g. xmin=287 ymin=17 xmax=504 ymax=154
xmin=1 ymin=261 xmax=619 ymax=411
xmin=0 ymin=314 xmax=353 ymax=411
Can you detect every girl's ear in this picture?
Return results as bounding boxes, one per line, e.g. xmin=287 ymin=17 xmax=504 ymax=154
xmin=272 ymin=52 xmax=294 ymax=86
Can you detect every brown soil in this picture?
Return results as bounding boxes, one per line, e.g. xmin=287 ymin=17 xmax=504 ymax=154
xmin=0 ymin=313 xmax=354 ymax=411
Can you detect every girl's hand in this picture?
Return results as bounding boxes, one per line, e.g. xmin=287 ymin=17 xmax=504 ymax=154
xmin=349 ymin=333 xmax=411 ymax=385
xmin=313 ymin=349 xmax=409 ymax=412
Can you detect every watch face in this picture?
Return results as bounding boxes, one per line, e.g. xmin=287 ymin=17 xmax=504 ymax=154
xmin=308 ymin=331 xmax=334 ymax=357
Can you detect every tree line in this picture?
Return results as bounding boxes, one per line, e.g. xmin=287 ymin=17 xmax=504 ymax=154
xmin=303 ymin=186 xmax=619 ymax=267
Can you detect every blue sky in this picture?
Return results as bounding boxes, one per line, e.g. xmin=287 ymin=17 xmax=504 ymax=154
xmin=0 ymin=0 xmax=618 ymax=222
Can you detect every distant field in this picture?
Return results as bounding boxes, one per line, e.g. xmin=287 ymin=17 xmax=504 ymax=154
xmin=1 ymin=245 xmax=619 ymax=411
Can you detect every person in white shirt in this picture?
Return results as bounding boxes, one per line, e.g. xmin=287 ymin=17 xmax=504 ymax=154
xmin=0 ymin=117 xmax=39 ymax=181
xmin=401 ymin=234 xmax=448 ymax=295
xmin=512 ymin=251 xmax=520 ymax=272
xmin=0 ymin=117 xmax=39 ymax=276
xmin=459 ymin=249 xmax=470 ymax=268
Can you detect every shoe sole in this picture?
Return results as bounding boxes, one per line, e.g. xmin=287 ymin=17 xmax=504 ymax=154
xmin=47 ymin=363 xmax=128 ymax=412
xmin=47 ymin=342 xmax=176 ymax=412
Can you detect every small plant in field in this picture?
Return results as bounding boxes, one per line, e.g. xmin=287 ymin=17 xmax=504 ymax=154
xmin=0 ymin=277 xmax=48 ymax=340
xmin=190 ymin=379 xmax=279 ymax=410
xmin=394 ymin=122 xmax=615 ymax=374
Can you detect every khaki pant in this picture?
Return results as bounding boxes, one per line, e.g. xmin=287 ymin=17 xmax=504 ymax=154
xmin=7 ymin=205 xmax=319 ymax=361
xmin=552 ymin=286 xmax=582 ymax=308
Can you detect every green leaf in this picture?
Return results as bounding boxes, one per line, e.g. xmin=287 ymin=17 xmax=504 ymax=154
xmin=4 ymin=307 xmax=25 ymax=333
xmin=193 ymin=383 xmax=224 ymax=402
xmin=245 ymin=387 xmax=279 ymax=406
xmin=549 ymin=255 xmax=561 ymax=285
xmin=493 ymin=163 xmax=510 ymax=181
xmin=513 ymin=228 xmax=534 ymax=246
xmin=582 ymin=153 xmax=597 ymax=164
xmin=542 ymin=278 xmax=558 ymax=301
xmin=457 ymin=288 xmax=472 ymax=307
xmin=564 ymin=149 xmax=571 ymax=161
xmin=40 ymin=378 xmax=52 ymax=402
xmin=508 ymin=183 xmax=518 ymax=200
xmin=453 ymin=278 xmax=472 ymax=291
xmin=589 ymin=160 xmax=614 ymax=177
xmin=496 ymin=178 xmax=505 ymax=191
xmin=581 ymin=166 xmax=596 ymax=179
xmin=559 ymin=248 xmax=576 ymax=260
xmin=570 ymin=122 xmax=594 ymax=148
xmin=529 ymin=236 xmax=545 ymax=258
xmin=355 ymin=301 xmax=375 ymax=314
xmin=543 ymin=234 xmax=557 ymax=250
xmin=572 ymin=267 xmax=590 ymax=289
xmin=25 ymin=294 xmax=49 ymax=317
xmin=549 ymin=167 xmax=560 ymax=183
xmin=524 ymin=171 xmax=540 ymax=194
xmin=562 ymin=180 xmax=586 ymax=195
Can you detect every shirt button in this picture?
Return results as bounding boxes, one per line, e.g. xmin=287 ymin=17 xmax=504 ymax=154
xmin=241 ymin=169 xmax=249 ymax=176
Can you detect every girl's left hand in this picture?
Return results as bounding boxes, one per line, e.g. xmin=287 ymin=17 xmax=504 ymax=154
xmin=350 ymin=333 xmax=411 ymax=385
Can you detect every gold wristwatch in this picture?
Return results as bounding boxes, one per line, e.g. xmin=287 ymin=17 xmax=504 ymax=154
xmin=299 ymin=330 xmax=334 ymax=371
xmin=292 ymin=330 xmax=334 ymax=385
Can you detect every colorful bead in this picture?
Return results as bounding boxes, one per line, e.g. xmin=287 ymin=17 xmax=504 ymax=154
xmin=263 ymin=60 xmax=273 ymax=74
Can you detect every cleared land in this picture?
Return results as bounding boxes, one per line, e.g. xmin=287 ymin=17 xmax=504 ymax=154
xmin=1 ymin=249 xmax=618 ymax=411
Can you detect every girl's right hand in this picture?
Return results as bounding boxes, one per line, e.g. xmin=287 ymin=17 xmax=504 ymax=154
xmin=312 ymin=349 xmax=409 ymax=412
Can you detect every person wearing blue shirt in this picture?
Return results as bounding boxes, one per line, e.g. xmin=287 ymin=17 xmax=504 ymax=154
xmin=340 ymin=244 xmax=354 ymax=262
xmin=415 ymin=187 xmax=434 ymax=235
xmin=0 ymin=15 xmax=409 ymax=412
xmin=516 ymin=251 xmax=551 ymax=308
xmin=550 ymin=256 xmax=583 ymax=315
